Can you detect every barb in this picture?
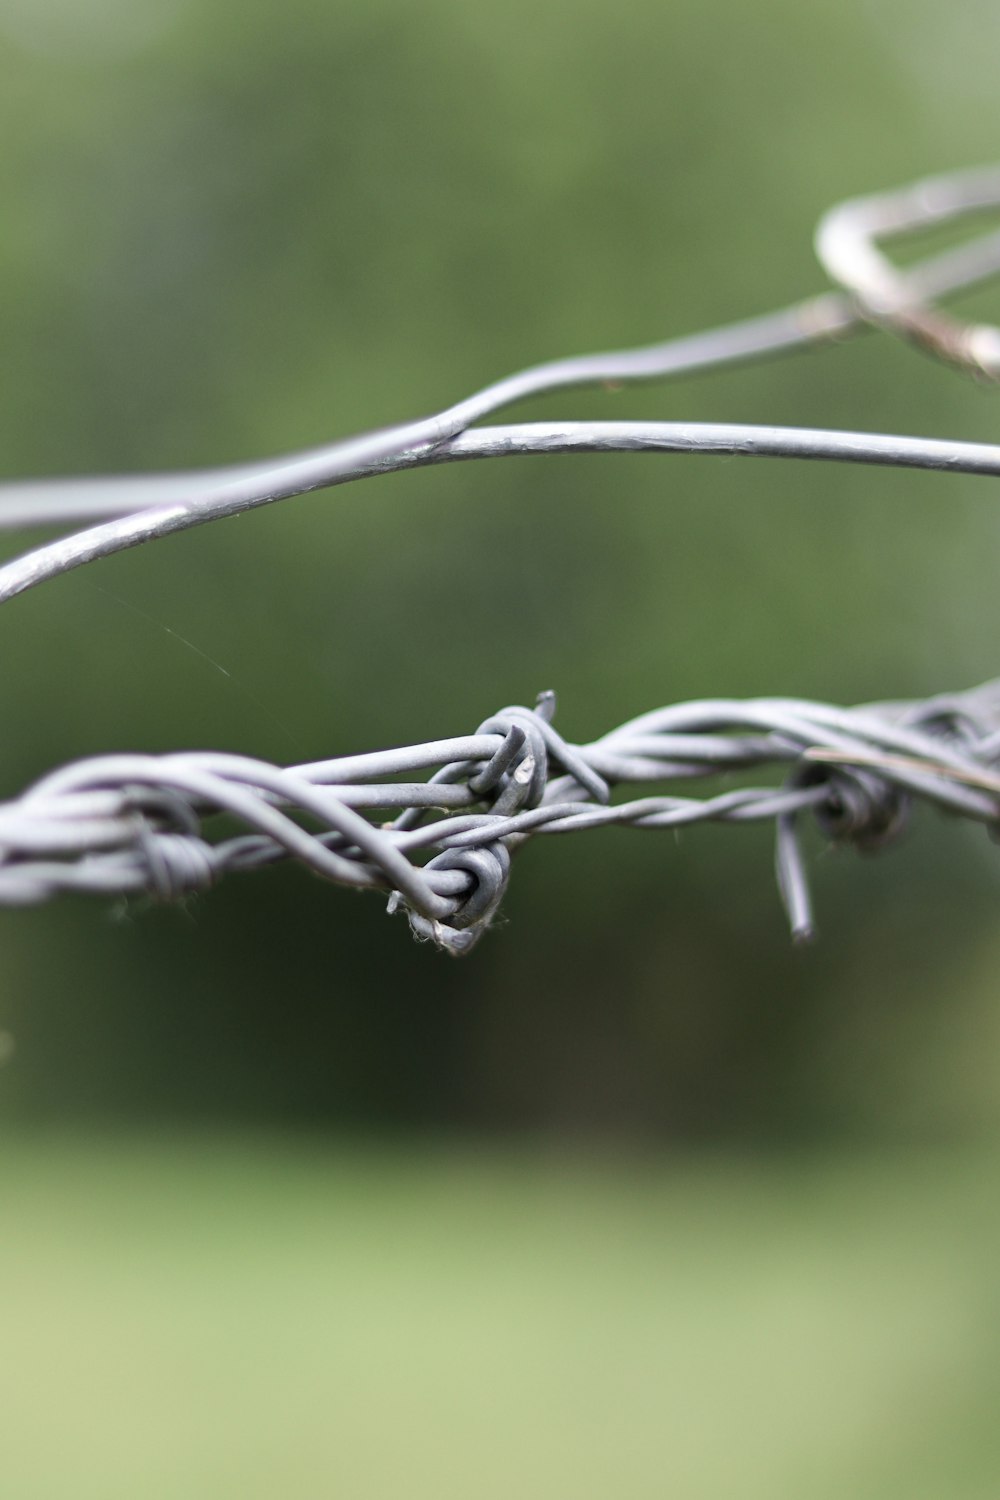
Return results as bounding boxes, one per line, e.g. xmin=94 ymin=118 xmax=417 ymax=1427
xmin=0 ymin=683 xmax=998 ymax=951
xmin=1 ymin=164 xmax=999 ymax=949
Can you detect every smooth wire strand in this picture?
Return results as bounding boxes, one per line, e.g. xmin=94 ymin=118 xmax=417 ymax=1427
xmin=2 ymin=418 xmax=1000 ymax=605
xmin=2 ymin=164 xmax=1000 ymax=603
xmin=5 ymin=178 xmax=1000 ymax=531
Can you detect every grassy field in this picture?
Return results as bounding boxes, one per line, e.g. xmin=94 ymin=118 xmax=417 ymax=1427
xmin=0 ymin=1135 xmax=998 ymax=1498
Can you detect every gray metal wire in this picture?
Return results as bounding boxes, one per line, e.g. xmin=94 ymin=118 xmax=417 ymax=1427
xmin=1 ymin=164 xmax=1000 ymax=951
xmin=4 ymin=164 xmax=1000 ymax=599
xmin=816 ymin=165 xmax=1000 ymax=378
xmin=2 ymin=682 xmax=1000 ymax=952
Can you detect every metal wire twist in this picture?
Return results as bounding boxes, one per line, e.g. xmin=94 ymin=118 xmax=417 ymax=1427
xmin=1 ymin=682 xmax=1000 ymax=951
xmin=2 ymin=164 xmax=1000 ymax=950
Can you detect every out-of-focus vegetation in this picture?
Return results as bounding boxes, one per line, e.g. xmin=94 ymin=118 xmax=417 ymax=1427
xmin=1 ymin=0 xmax=999 ymax=1136
xmin=2 ymin=5 xmax=999 ymax=1495
xmin=1 ymin=1136 xmax=998 ymax=1500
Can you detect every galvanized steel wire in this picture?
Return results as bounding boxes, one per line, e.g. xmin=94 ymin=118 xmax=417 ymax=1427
xmin=2 ymin=164 xmax=1000 ymax=950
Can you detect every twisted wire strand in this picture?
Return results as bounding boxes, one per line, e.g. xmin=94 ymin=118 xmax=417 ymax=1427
xmin=1 ymin=684 xmax=999 ymax=953
xmin=1 ymin=165 xmax=999 ymax=949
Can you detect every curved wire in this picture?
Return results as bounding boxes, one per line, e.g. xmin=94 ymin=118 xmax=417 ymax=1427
xmin=1 ymin=418 xmax=1000 ymax=605
xmin=1 ymin=164 xmax=1000 ymax=605
xmin=816 ymin=164 xmax=1000 ymax=378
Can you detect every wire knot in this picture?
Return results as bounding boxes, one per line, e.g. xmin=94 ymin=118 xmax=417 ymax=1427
xmin=402 ymin=843 xmax=511 ymax=955
xmin=471 ymin=709 xmax=551 ymax=814
xmin=802 ymin=762 xmax=911 ymax=852
xmin=472 ymin=692 xmax=609 ymax=816
xmin=138 ymin=830 xmax=219 ymax=901
xmin=901 ymin=695 xmax=993 ymax=756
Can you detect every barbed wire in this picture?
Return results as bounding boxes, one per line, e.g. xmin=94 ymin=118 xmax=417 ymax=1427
xmin=2 ymin=682 xmax=1000 ymax=952
xmin=1 ymin=164 xmax=1000 ymax=950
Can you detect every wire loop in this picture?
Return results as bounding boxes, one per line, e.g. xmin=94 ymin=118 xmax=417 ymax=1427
xmin=816 ymin=165 xmax=1000 ymax=380
xmin=802 ymin=763 xmax=912 ymax=853
xmin=137 ymin=830 xmax=219 ymax=901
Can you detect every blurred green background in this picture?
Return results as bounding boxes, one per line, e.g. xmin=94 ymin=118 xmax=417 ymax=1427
xmin=1 ymin=0 xmax=999 ymax=1494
